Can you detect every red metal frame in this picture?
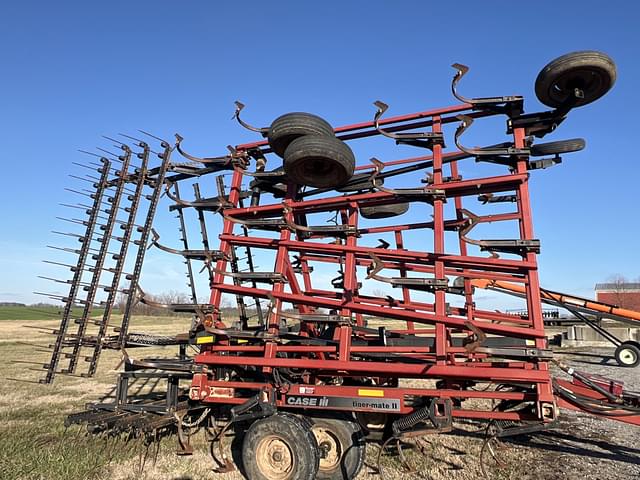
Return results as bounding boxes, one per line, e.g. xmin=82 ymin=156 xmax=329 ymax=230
xmin=195 ymin=101 xmax=557 ymax=424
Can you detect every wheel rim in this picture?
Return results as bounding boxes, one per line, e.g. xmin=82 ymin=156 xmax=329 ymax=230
xmin=312 ymin=426 xmax=342 ymax=471
xmin=548 ymin=68 xmax=608 ymax=106
xmin=619 ymin=347 xmax=638 ymax=366
xmin=255 ymin=435 xmax=296 ymax=479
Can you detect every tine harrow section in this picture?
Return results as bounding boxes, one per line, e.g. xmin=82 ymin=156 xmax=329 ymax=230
xmin=85 ymin=143 xmax=152 ymax=376
xmin=42 ymin=159 xmax=112 ymax=383
xmin=40 ymin=135 xmax=174 ymax=382
xmin=116 ymin=139 xmax=173 ymax=345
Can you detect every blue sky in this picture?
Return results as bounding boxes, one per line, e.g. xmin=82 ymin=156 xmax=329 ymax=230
xmin=0 ymin=1 xmax=638 ymax=307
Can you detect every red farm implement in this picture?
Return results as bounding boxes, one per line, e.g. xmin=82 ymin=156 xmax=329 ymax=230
xmin=34 ymin=50 xmax=640 ymax=479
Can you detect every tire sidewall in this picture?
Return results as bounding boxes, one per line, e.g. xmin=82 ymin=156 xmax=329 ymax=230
xmin=310 ymin=415 xmax=366 ymax=480
xmin=284 ymin=136 xmax=355 ymax=188
xmin=242 ymin=413 xmax=319 ymax=480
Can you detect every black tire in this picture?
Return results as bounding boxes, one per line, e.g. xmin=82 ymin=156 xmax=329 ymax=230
xmin=284 ymin=136 xmax=356 ymax=188
xmin=268 ymin=112 xmax=335 ymax=158
xmin=614 ymin=341 xmax=640 ymax=368
xmin=530 ymin=138 xmax=586 ymax=157
xmin=242 ymin=413 xmax=319 ymax=480
xmin=360 ymin=202 xmax=409 ymax=219
xmin=309 ymin=415 xmax=366 ymax=480
xmin=535 ymin=51 xmax=616 ymax=108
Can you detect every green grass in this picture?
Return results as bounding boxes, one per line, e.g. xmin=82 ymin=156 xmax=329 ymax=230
xmin=0 ymin=316 xmax=182 ymax=480
xmin=0 ymin=306 xmax=105 ymax=321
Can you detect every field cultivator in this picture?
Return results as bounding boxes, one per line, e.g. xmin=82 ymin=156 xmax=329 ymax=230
xmin=33 ymin=50 xmax=640 ymax=479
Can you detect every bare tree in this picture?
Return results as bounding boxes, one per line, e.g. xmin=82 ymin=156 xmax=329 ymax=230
xmin=605 ymin=274 xmax=634 ymax=308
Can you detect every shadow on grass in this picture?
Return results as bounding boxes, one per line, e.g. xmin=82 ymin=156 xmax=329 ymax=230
xmin=456 ymin=424 xmax=640 ymax=466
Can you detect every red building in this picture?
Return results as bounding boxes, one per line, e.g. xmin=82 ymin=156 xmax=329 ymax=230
xmin=595 ymin=283 xmax=640 ymax=311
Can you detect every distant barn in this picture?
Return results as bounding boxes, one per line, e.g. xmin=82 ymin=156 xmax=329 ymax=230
xmin=595 ymin=283 xmax=640 ymax=311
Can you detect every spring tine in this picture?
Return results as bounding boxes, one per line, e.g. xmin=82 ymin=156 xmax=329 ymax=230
xmin=42 ymin=260 xmax=132 ymax=278
xmin=23 ymin=325 xmax=59 ymax=333
xmin=59 ymin=203 xmax=92 ymax=212
xmin=6 ymin=377 xmax=44 ymax=384
xmin=16 ymin=341 xmax=54 ymax=351
xmin=47 ymin=244 xmax=119 ymax=259
xmin=119 ymin=133 xmax=161 ymax=155
xmin=71 ymin=161 xmax=107 ymax=172
xmin=64 ymin=187 xmax=93 ymax=198
xmin=64 ymin=188 xmax=116 ymax=204
xmin=102 ymin=135 xmax=131 ymax=148
xmin=138 ymin=129 xmax=170 ymax=147
xmin=42 ymin=259 xmax=80 ymax=270
xmin=33 ymin=292 xmax=66 ymax=301
xmin=66 ymin=212 xmax=144 ymax=232
xmin=60 ymin=202 xmax=129 ymax=215
xmin=55 ymin=216 xmax=91 ymax=227
xmin=33 ymin=292 xmax=92 ymax=305
xmin=78 ymin=149 xmax=107 ymax=159
xmin=96 ymin=146 xmax=125 ymax=160
xmin=79 ymin=191 xmax=129 ymax=208
xmin=47 ymin=245 xmax=81 ymax=255
xmin=69 ymin=174 xmax=103 ymax=185
xmin=37 ymin=275 xmax=73 ymax=285
xmin=52 ymin=230 xmax=124 ymax=245
xmin=51 ymin=230 xmax=84 ymax=239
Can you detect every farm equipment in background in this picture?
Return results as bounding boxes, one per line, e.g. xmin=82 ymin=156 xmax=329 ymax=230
xmin=471 ymin=279 xmax=640 ymax=367
xmin=34 ymin=50 xmax=640 ymax=479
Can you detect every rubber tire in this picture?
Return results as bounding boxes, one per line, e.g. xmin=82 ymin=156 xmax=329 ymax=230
xmin=614 ymin=341 xmax=640 ymax=368
xmin=284 ymin=136 xmax=356 ymax=188
xmin=268 ymin=112 xmax=335 ymax=158
xmin=360 ymin=202 xmax=409 ymax=219
xmin=310 ymin=415 xmax=366 ymax=480
xmin=530 ymin=138 xmax=585 ymax=157
xmin=535 ymin=51 xmax=616 ymax=108
xmin=242 ymin=413 xmax=320 ymax=480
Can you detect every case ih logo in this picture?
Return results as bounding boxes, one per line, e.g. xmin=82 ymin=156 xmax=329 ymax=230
xmin=286 ymin=396 xmax=329 ymax=407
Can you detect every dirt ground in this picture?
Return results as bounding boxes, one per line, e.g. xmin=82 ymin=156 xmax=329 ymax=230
xmin=1 ymin=318 xmax=638 ymax=480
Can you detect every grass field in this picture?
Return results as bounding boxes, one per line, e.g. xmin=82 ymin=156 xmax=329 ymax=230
xmin=1 ymin=314 xmax=638 ymax=480
xmin=0 ymin=305 xmax=105 ymax=321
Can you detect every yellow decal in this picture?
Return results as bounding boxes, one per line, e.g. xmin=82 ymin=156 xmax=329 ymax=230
xmin=358 ymin=389 xmax=384 ymax=397
xmin=196 ymin=335 xmax=215 ymax=344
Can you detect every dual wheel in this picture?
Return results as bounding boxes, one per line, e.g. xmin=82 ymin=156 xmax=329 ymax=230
xmin=268 ymin=113 xmax=355 ymax=188
xmin=242 ymin=412 xmax=366 ymax=480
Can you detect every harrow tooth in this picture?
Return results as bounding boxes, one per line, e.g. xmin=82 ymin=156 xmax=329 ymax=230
xmin=16 ymin=341 xmax=55 ymax=350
